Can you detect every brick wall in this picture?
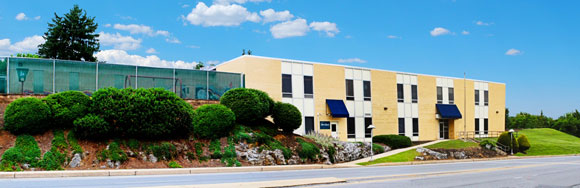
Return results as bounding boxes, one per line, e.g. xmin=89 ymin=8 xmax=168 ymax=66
xmin=0 ymin=94 xmax=219 ymax=126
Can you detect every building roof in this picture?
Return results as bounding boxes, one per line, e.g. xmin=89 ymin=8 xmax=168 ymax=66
xmin=217 ymin=55 xmax=505 ymax=85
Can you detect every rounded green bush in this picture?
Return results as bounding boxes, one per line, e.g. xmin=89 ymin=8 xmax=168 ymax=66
xmin=43 ymin=91 xmax=91 ymax=128
xmin=91 ymin=88 xmax=195 ymax=139
xmin=193 ymin=104 xmax=236 ymax=139
xmin=372 ymin=135 xmax=412 ymax=149
xmin=497 ymin=132 xmax=519 ymax=153
xmin=220 ymin=88 xmax=263 ymax=124
xmin=372 ymin=143 xmax=385 ymax=154
xmin=73 ymin=114 xmax=110 ymax=139
xmin=1 ymin=148 xmax=24 ymax=163
xmin=517 ymin=134 xmax=531 ymax=152
xmin=272 ymin=102 xmax=302 ymax=133
xmin=4 ymin=97 xmax=51 ymax=135
xmin=248 ymin=89 xmax=275 ymax=118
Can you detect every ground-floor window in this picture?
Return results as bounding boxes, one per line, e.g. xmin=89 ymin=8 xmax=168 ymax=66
xmin=475 ymin=118 xmax=480 ymax=135
xmin=364 ymin=117 xmax=372 ymax=138
xmin=484 ymin=118 xmax=488 ymax=134
xmin=412 ymin=118 xmax=419 ymax=136
xmin=347 ymin=118 xmax=355 ymax=138
xmin=398 ymin=118 xmax=405 ymax=136
xmin=305 ymin=117 xmax=314 ymax=134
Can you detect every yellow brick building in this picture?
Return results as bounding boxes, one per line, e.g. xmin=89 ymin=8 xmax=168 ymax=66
xmin=217 ymin=55 xmax=505 ymax=141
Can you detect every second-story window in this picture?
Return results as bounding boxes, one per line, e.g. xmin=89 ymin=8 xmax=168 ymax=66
xmin=448 ymin=88 xmax=454 ymax=104
xmin=475 ymin=89 xmax=480 ymax=105
xmin=411 ymin=85 xmax=418 ymax=103
xmin=484 ymin=90 xmax=489 ymax=106
xmin=437 ymin=87 xmax=443 ymax=104
xmin=346 ymin=79 xmax=354 ymax=100
xmin=363 ymin=81 xmax=371 ymax=101
xmin=282 ymin=74 xmax=292 ymax=98
xmin=397 ymin=84 xmax=404 ymax=103
xmin=304 ymin=76 xmax=313 ymax=98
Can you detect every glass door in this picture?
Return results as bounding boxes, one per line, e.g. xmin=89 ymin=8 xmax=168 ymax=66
xmin=439 ymin=120 xmax=449 ymax=139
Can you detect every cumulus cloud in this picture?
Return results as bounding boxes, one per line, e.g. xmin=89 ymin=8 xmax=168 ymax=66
xmin=270 ymin=19 xmax=309 ymax=39
xmin=113 ymin=24 xmax=170 ymax=36
xmin=461 ymin=30 xmax=470 ymax=35
xmin=184 ymin=2 xmax=260 ymax=27
xmin=260 ymin=9 xmax=293 ymax=23
xmin=476 ymin=21 xmax=493 ymax=26
xmin=430 ymin=27 xmax=451 ymax=36
xmin=309 ymin=21 xmax=339 ymax=37
xmin=214 ymin=0 xmax=271 ymax=5
xmin=337 ymin=58 xmax=366 ymax=64
xmin=15 ymin=13 xmax=27 ymax=21
xmin=387 ymin=35 xmax=401 ymax=39
xmin=505 ymin=48 xmax=522 ymax=56
xmin=0 ymin=35 xmax=45 ymax=56
xmin=165 ymin=37 xmax=181 ymax=44
xmin=98 ymin=32 xmax=142 ymax=50
xmin=95 ymin=49 xmax=198 ymax=69
xmin=145 ymin=48 xmax=157 ymax=54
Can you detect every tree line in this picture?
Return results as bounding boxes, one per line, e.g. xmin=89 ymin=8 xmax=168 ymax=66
xmin=506 ymin=108 xmax=580 ymax=137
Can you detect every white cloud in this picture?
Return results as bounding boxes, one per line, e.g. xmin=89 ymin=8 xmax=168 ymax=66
xmin=260 ymin=9 xmax=293 ymax=23
xmin=214 ymin=0 xmax=271 ymax=5
xmin=0 ymin=35 xmax=45 ymax=56
xmin=387 ymin=35 xmax=401 ymax=39
xmin=187 ymin=45 xmax=200 ymax=49
xmin=505 ymin=48 xmax=522 ymax=56
xmin=113 ymin=24 xmax=170 ymax=37
xmin=476 ymin=21 xmax=493 ymax=26
xmin=430 ymin=27 xmax=451 ymax=37
xmin=95 ymin=49 xmax=198 ymax=69
xmin=337 ymin=58 xmax=366 ymax=64
xmin=461 ymin=30 xmax=470 ymax=35
xmin=145 ymin=48 xmax=157 ymax=54
xmin=184 ymin=2 xmax=261 ymax=27
xmin=98 ymin=32 xmax=142 ymax=50
xmin=182 ymin=4 xmax=190 ymax=8
xmin=309 ymin=21 xmax=339 ymax=37
xmin=34 ymin=16 xmax=41 ymax=20
xmin=104 ymin=24 xmax=112 ymax=27
xmin=15 ymin=13 xmax=28 ymax=21
xmin=270 ymin=19 xmax=309 ymax=39
xmin=165 ymin=37 xmax=181 ymax=44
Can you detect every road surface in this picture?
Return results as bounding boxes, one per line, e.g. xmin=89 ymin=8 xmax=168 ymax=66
xmin=2 ymin=156 xmax=580 ymax=188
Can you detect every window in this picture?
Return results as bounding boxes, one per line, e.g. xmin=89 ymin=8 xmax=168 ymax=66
xmin=304 ymin=76 xmax=313 ymax=98
xmin=365 ymin=118 xmax=372 ymax=138
xmin=475 ymin=89 xmax=480 ymax=105
xmin=347 ymin=118 xmax=355 ymax=138
xmin=346 ymin=79 xmax=354 ymax=101
xmin=436 ymin=87 xmax=443 ymax=104
xmin=398 ymin=118 xmax=405 ymax=136
xmin=484 ymin=118 xmax=489 ymax=134
xmin=282 ymin=74 xmax=292 ymax=98
xmin=397 ymin=84 xmax=404 ymax=103
xmin=411 ymin=85 xmax=418 ymax=103
xmin=475 ymin=118 xmax=480 ymax=135
xmin=305 ymin=117 xmax=314 ymax=134
xmin=484 ymin=90 xmax=489 ymax=106
xmin=448 ymin=88 xmax=454 ymax=104
xmin=412 ymin=118 xmax=419 ymax=136
xmin=363 ymin=81 xmax=371 ymax=101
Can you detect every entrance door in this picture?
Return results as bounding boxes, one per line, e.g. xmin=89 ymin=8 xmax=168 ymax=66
xmin=439 ymin=120 xmax=449 ymax=139
xmin=331 ymin=122 xmax=338 ymax=139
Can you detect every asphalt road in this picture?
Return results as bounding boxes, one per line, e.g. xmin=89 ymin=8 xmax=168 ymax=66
xmin=2 ymin=156 xmax=580 ymax=188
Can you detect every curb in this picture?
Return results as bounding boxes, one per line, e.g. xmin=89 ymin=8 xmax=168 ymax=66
xmin=365 ymin=154 xmax=580 ymax=167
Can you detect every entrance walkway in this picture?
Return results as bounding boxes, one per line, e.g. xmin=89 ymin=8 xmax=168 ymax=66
xmin=339 ymin=140 xmax=447 ymax=166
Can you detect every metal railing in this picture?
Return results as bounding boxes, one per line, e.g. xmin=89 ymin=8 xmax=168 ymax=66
xmin=457 ymin=131 xmax=504 ymax=140
xmin=0 ymin=57 xmax=244 ymax=100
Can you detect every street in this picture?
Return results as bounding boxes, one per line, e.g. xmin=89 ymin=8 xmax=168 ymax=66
xmin=2 ymin=156 xmax=580 ymax=188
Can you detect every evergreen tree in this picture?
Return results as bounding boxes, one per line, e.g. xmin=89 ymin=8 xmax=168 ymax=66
xmin=38 ymin=5 xmax=100 ymax=61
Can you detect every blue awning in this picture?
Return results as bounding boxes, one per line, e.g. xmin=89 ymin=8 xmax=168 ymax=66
xmin=326 ymin=99 xmax=349 ymax=118
xmin=436 ymin=104 xmax=462 ymax=119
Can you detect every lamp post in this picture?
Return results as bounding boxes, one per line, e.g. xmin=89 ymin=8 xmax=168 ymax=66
xmin=509 ymin=129 xmax=514 ymax=155
xmin=368 ymin=124 xmax=376 ymax=161
xmin=16 ymin=67 xmax=29 ymax=94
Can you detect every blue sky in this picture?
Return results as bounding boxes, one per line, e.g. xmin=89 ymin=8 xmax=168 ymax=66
xmin=0 ymin=0 xmax=579 ymax=117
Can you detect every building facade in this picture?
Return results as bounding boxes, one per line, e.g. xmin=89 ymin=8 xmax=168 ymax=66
xmin=217 ymin=55 xmax=505 ymax=141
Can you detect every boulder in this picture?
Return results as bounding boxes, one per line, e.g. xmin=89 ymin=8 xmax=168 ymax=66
xmin=416 ymin=147 xmax=448 ymax=160
xmin=148 ymin=154 xmax=158 ymax=163
xmin=69 ymin=153 xmax=82 ymax=168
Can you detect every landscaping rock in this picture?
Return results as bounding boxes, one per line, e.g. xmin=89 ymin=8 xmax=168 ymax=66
xmin=415 ymin=156 xmax=425 ymax=161
xmin=416 ymin=147 xmax=448 ymax=160
xmin=22 ymin=163 xmax=30 ymax=170
xmin=69 ymin=153 xmax=82 ymax=168
xmin=272 ymin=149 xmax=287 ymax=165
xmin=106 ymin=159 xmax=114 ymax=168
xmin=287 ymin=155 xmax=301 ymax=165
xmin=334 ymin=142 xmax=372 ymax=163
xmin=148 ymin=154 xmax=158 ymax=163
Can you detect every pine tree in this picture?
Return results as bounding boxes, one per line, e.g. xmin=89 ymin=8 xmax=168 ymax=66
xmin=38 ymin=5 xmax=100 ymax=61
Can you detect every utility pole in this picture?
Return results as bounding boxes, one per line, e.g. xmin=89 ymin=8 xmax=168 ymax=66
xmin=464 ymin=72 xmax=467 ymax=140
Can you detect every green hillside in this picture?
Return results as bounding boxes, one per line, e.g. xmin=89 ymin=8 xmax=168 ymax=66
xmin=516 ymin=128 xmax=580 ymax=156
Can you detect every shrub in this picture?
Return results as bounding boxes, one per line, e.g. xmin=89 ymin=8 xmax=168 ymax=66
xmin=249 ymin=119 xmax=278 ymax=136
xmin=91 ymin=88 xmax=195 ymax=139
xmin=517 ymin=134 xmax=531 ymax=152
xmin=296 ymin=138 xmax=320 ymax=160
xmin=168 ymin=161 xmax=182 ymax=168
xmin=40 ymin=150 xmax=66 ymax=171
xmin=272 ymin=102 xmax=302 ymax=133
xmin=304 ymin=132 xmax=340 ymax=149
xmin=372 ymin=135 xmax=412 ymax=149
xmin=192 ymin=104 xmax=236 ymax=139
xmin=4 ymin=97 xmax=51 ymax=135
xmin=149 ymin=142 xmax=177 ymax=161
xmin=220 ymin=88 xmax=264 ymax=123
xmin=67 ymin=131 xmax=83 ymax=154
xmin=73 ymin=114 xmax=110 ymax=139
xmin=372 ymin=143 xmax=385 ymax=154
xmin=127 ymin=139 xmax=140 ymax=151
xmin=209 ymin=139 xmax=222 ymax=159
xmin=267 ymin=140 xmax=292 ymax=159
xmin=195 ymin=143 xmax=207 ymax=161
xmin=100 ymin=141 xmax=128 ymax=162
xmin=497 ymin=132 xmax=519 ymax=153
xmin=51 ymin=130 xmax=68 ymax=153
xmin=1 ymin=148 xmax=24 ymax=164
xmin=479 ymin=140 xmax=496 ymax=150
xmin=1 ymin=135 xmax=42 ymax=169
xmin=248 ymin=89 xmax=275 ymax=118
xmin=43 ymin=91 xmax=90 ymax=128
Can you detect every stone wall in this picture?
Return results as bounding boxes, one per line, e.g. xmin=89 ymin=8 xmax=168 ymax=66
xmin=0 ymin=94 xmax=219 ymax=126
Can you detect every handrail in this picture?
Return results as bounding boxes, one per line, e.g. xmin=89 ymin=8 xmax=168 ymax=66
xmin=456 ymin=131 xmax=505 ymax=140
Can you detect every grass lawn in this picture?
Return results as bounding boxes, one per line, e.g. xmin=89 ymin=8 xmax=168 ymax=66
xmin=358 ymin=140 xmax=478 ymax=166
xmin=515 ymin=128 xmax=580 ymax=156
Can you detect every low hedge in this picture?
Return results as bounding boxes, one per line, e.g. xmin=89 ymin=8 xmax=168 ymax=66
xmin=192 ymin=104 xmax=236 ymax=139
xmin=372 ymin=135 xmax=412 ymax=149
xmin=4 ymin=97 xmax=51 ymax=135
xmin=272 ymin=102 xmax=302 ymax=133
xmin=43 ymin=91 xmax=90 ymax=129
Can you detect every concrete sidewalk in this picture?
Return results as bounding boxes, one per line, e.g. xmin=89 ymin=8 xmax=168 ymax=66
xmin=338 ymin=140 xmax=446 ymax=166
